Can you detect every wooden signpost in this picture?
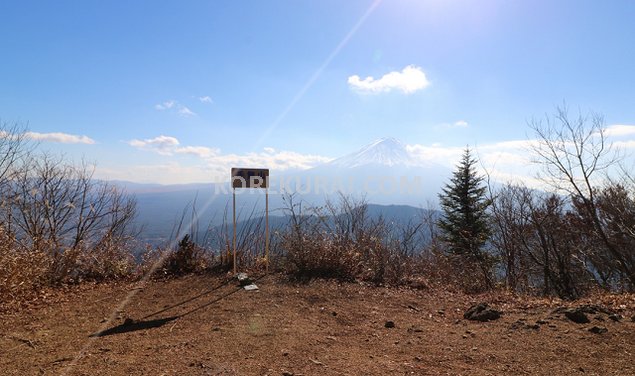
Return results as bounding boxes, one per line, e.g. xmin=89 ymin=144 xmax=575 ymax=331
xmin=230 ymin=168 xmax=270 ymax=274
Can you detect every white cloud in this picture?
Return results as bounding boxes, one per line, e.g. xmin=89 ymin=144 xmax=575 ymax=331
xmin=439 ymin=120 xmax=469 ymax=129
xmin=208 ymin=151 xmax=331 ymax=174
xmin=129 ymin=135 xmax=180 ymax=155
xmin=154 ymin=100 xmax=176 ymax=111
xmin=603 ymin=124 xmax=635 ymax=137
xmin=484 ymin=139 xmax=541 ymax=150
xmin=406 ymin=139 xmax=543 ymax=187
xmin=127 ymin=135 xmax=332 ymax=181
xmin=24 ymin=132 xmax=95 ymax=144
xmin=95 ymin=162 xmax=215 ymax=185
xmin=348 ymin=65 xmax=430 ymax=94
xmin=130 ymin=136 xmax=220 ymax=158
xmin=484 ymin=167 xmax=546 ymax=190
xmin=480 ymin=151 xmax=531 ymax=167
xmin=406 ymin=144 xmax=464 ymax=165
xmin=614 ymin=140 xmax=635 ymax=149
xmin=155 ymin=100 xmax=197 ymax=117
xmin=453 ymin=120 xmax=469 ymax=128
xmin=178 ymin=106 xmax=196 ymax=117
xmin=175 ymin=146 xmax=219 ymax=158
xmin=199 ymin=96 xmax=213 ymax=104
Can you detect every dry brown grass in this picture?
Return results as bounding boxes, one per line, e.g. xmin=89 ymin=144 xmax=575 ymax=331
xmin=0 ymin=226 xmax=139 ymax=304
xmin=0 ymin=231 xmax=49 ymax=302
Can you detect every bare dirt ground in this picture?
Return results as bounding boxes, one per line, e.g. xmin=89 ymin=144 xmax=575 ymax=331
xmin=1 ymin=274 xmax=634 ymax=376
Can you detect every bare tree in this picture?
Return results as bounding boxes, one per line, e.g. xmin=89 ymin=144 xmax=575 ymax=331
xmin=0 ymin=120 xmax=30 ymax=183
xmin=526 ymin=194 xmax=593 ymax=299
xmin=0 ymin=121 xmax=31 ymax=237
xmin=583 ymin=184 xmax=635 ymax=289
xmin=489 ymin=183 xmax=595 ymax=298
xmin=488 ymin=183 xmax=533 ymax=292
xmin=6 ymin=154 xmax=137 ymax=282
xmin=529 ymin=105 xmax=635 ymax=287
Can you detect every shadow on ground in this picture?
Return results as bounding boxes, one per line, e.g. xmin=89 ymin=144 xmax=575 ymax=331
xmin=90 ymin=316 xmax=178 ymax=337
xmin=90 ymin=274 xmax=266 ymax=337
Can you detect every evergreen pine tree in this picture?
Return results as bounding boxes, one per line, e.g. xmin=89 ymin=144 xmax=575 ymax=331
xmin=438 ymin=147 xmax=491 ymax=260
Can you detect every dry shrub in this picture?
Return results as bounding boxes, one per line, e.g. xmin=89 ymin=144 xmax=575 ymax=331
xmin=1 ymin=249 xmax=47 ymax=301
xmin=76 ymin=236 xmax=137 ymax=282
xmin=279 ymin=194 xmax=421 ymax=284
xmin=140 ymin=235 xmax=217 ymax=278
xmin=282 ymin=229 xmax=421 ymax=284
xmin=164 ymin=235 xmax=207 ymax=275
xmin=0 ymin=236 xmax=49 ymax=301
xmin=279 ymin=194 xmax=360 ymax=281
xmin=137 ymin=245 xmax=165 ymax=277
xmin=0 ymin=236 xmax=137 ymax=302
xmin=283 ymin=231 xmax=359 ymax=281
xmin=417 ymin=248 xmax=494 ymax=294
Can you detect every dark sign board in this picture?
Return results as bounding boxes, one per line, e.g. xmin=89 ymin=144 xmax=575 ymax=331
xmin=231 ymin=168 xmax=269 ymax=189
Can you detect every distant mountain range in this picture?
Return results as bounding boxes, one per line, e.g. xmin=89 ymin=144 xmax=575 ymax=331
xmin=114 ymin=138 xmax=450 ymax=246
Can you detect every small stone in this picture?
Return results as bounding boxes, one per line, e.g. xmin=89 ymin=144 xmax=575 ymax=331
xmin=384 ymin=321 xmax=395 ymax=328
xmin=282 ymin=371 xmax=294 ymax=376
xmin=464 ymin=303 xmax=502 ymax=322
xmin=236 ymin=272 xmax=251 ymax=286
xmin=588 ymin=326 xmax=608 ymax=334
xmin=608 ymin=314 xmax=622 ymax=322
xmin=510 ymin=320 xmax=539 ymax=330
xmin=564 ymin=310 xmax=590 ymax=324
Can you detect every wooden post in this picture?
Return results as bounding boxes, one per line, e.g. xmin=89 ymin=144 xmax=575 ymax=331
xmin=232 ymin=187 xmax=237 ymax=274
xmin=265 ymin=188 xmax=269 ymax=273
xmin=230 ymin=167 xmax=269 ymax=275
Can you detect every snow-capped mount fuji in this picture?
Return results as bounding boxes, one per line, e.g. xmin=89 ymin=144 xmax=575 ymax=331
xmin=327 ymin=137 xmax=417 ymax=168
xmin=286 ymin=137 xmax=451 ymax=205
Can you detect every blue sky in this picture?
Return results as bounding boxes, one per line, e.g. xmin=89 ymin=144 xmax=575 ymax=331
xmin=1 ymin=0 xmax=634 ymax=184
